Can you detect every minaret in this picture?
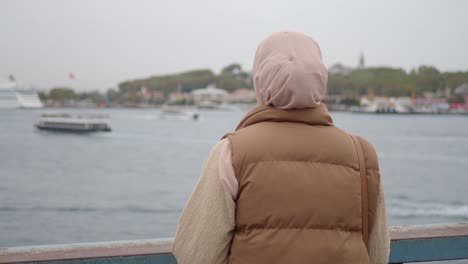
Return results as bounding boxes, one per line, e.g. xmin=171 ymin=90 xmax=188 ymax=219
xmin=358 ymin=52 xmax=365 ymax=69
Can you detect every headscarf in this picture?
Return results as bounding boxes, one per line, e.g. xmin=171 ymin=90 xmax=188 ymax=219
xmin=253 ymin=31 xmax=328 ymax=109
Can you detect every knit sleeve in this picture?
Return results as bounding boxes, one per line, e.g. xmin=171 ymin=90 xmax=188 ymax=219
xmin=173 ymin=139 xmax=236 ymax=264
xmin=359 ymin=137 xmax=390 ymax=263
xmin=368 ymin=182 xmax=390 ymax=264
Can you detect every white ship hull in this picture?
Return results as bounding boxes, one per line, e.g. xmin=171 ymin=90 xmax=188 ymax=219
xmin=0 ymin=81 xmax=43 ymax=109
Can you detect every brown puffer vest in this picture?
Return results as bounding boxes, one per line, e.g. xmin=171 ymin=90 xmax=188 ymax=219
xmin=227 ymin=104 xmax=380 ymax=264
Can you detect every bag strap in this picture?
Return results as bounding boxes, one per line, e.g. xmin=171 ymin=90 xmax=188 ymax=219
xmin=351 ymin=135 xmax=369 ymax=250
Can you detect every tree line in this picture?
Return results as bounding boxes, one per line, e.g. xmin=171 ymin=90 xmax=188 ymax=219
xmin=40 ymin=63 xmax=468 ymax=105
xmin=328 ymin=65 xmax=468 ymax=103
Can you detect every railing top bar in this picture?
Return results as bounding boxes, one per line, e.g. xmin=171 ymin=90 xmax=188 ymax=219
xmin=0 ymin=238 xmax=172 ymax=264
xmin=1 ymin=223 xmax=468 ymax=263
xmin=390 ymin=223 xmax=468 ymax=241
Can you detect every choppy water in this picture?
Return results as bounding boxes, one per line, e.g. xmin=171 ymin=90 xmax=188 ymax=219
xmin=1 ymin=109 xmax=468 ymax=250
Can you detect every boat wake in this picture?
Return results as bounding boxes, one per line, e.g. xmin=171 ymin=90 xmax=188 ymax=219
xmin=0 ymin=205 xmax=179 ymax=214
xmin=2 ymin=198 xmax=467 ymax=219
xmin=388 ymin=196 xmax=468 ymax=220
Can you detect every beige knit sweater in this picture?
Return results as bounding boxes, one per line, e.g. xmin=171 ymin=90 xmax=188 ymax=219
xmin=173 ymin=139 xmax=390 ymax=264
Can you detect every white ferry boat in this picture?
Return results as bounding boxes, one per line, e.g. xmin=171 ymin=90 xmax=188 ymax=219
xmin=35 ymin=114 xmax=111 ymax=132
xmin=0 ymin=80 xmax=43 ymax=109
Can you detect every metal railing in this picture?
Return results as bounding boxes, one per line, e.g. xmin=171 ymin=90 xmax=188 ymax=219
xmin=1 ymin=223 xmax=467 ymax=263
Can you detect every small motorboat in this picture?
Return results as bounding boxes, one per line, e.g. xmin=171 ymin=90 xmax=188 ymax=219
xmin=34 ymin=113 xmax=112 ymax=132
xmin=160 ymin=106 xmax=199 ymax=120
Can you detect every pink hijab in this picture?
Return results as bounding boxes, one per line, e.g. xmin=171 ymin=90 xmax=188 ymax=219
xmin=253 ymin=31 xmax=328 ymax=109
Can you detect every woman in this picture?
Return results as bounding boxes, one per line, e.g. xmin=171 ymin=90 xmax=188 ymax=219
xmin=174 ymin=31 xmax=390 ymax=264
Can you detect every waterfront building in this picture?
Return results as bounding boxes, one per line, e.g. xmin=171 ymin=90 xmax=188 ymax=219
xmin=225 ymin=88 xmax=255 ymax=103
xmin=168 ymin=92 xmax=191 ymax=104
xmin=455 ymin=83 xmax=468 ymax=105
xmin=152 ymin=91 xmax=164 ymax=100
xmin=191 ymin=84 xmax=227 ymax=106
xmin=411 ymin=98 xmax=449 ymax=113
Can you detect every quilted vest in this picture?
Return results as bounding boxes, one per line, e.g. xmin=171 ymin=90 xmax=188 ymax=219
xmin=227 ymin=104 xmax=376 ymax=264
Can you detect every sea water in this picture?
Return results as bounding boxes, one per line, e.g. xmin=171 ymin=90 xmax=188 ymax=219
xmin=1 ymin=108 xmax=467 ymax=248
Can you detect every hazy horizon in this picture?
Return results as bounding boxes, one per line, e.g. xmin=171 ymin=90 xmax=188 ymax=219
xmin=1 ymin=0 xmax=467 ymax=91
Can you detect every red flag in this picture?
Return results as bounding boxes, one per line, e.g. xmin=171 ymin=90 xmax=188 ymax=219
xmin=69 ymin=72 xmax=76 ymax=80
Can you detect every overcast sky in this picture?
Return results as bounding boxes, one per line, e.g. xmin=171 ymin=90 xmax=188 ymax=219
xmin=1 ymin=0 xmax=467 ymax=91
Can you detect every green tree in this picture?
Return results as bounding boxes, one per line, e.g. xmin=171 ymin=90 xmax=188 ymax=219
xmin=48 ymin=87 xmax=76 ymax=102
xmin=409 ymin=66 xmax=445 ymax=95
xmin=221 ymin=63 xmax=242 ymax=75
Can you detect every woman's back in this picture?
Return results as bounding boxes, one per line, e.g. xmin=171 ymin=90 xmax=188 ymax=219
xmin=173 ymin=31 xmax=389 ymax=264
xmin=227 ymin=105 xmax=376 ymax=264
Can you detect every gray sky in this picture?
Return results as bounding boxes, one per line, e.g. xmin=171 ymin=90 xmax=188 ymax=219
xmin=1 ymin=0 xmax=467 ymax=91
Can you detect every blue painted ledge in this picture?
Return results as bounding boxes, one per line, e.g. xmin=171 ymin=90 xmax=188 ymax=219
xmin=1 ymin=223 xmax=468 ymax=263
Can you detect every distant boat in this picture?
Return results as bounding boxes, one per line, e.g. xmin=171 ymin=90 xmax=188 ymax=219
xmin=34 ymin=113 xmax=111 ymax=132
xmin=355 ymin=97 xmax=414 ymax=114
xmin=0 ymin=80 xmax=43 ymax=109
xmin=197 ymin=102 xmax=239 ymax=111
xmin=160 ymin=106 xmax=199 ymax=120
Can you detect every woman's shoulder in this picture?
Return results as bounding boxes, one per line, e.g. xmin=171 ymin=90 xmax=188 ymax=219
xmin=207 ymin=138 xmax=230 ymax=158
xmin=356 ymin=136 xmax=379 ymax=170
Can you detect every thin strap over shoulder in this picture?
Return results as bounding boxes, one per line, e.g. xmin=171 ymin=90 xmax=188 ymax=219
xmin=351 ymin=135 xmax=369 ymax=251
